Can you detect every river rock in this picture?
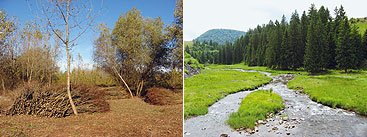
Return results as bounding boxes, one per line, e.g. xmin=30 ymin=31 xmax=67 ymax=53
xmin=291 ymin=117 xmax=297 ymax=121
xmin=245 ymin=128 xmax=252 ymax=133
xmin=286 ymin=132 xmax=291 ymax=135
xmin=255 ymin=127 xmax=259 ymax=132
xmin=220 ymin=134 xmax=229 ymax=137
xmin=258 ymin=120 xmax=265 ymax=124
xmin=272 ymin=127 xmax=278 ymax=130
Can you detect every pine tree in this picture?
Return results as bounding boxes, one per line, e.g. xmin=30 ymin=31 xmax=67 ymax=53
xmin=363 ymin=29 xmax=367 ymax=61
xmin=304 ymin=4 xmax=328 ymax=73
xmin=267 ymin=20 xmax=282 ymax=69
xmin=350 ymin=26 xmax=362 ymax=68
xmin=280 ymin=28 xmax=290 ymax=69
xmin=288 ymin=11 xmax=303 ymax=70
xmin=335 ymin=18 xmax=354 ymax=72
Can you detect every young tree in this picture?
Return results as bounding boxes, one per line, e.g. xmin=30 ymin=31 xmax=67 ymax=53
xmin=0 ymin=9 xmax=19 ymax=91
xmin=39 ymin=0 xmax=97 ymax=115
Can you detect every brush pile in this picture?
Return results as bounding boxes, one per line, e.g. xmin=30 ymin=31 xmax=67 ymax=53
xmin=144 ymin=87 xmax=182 ymax=105
xmin=6 ymin=84 xmax=109 ymax=118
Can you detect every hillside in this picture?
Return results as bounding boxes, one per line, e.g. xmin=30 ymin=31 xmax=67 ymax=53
xmin=351 ymin=17 xmax=367 ymax=35
xmin=194 ymin=29 xmax=246 ymax=45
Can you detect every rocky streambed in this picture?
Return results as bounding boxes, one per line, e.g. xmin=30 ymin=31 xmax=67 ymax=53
xmin=184 ymin=69 xmax=367 ymax=137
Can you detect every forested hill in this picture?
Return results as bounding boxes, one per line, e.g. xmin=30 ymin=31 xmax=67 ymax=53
xmin=194 ymin=29 xmax=246 ymax=44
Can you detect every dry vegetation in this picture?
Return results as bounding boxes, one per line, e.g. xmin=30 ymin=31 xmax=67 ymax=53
xmin=0 ymin=98 xmax=182 ymax=136
xmin=144 ymin=87 xmax=183 ymax=105
xmin=6 ymin=84 xmax=109 ymax=118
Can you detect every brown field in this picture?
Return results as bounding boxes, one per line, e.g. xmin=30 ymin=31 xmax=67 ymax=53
xmin=0 ymin=88 xmax=183 ymax=137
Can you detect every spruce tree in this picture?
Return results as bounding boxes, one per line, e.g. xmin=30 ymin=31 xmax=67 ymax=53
xmin=335 ymin=18 xmax=354 ymax=72
xmin=280 ymin=28 xmax=290 ymax=69
xmin=304 ymin=4 xmax=327 ymax=73
xmin=350 ymin=26 xmax=362 ymax=68
xmin=363 ymin=29 xmax=367 ymax=61
xmin=288 ymin=11 xmax=303 ymax=70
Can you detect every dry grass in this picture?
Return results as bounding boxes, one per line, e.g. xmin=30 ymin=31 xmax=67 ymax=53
xmin=0 ymin=98 xmax=183 ymax=136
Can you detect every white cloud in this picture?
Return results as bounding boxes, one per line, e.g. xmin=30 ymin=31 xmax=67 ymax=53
xmin=184 ymin=0 xmax=367 ymax=41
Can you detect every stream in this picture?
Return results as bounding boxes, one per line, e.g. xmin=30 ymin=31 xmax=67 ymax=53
xmin=184 ymin=69 xmax=367 ymax=137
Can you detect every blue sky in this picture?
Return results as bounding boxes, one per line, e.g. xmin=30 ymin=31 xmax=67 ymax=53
xmin=184 ymin=0 xmax=367 ymax=41
xmin=0 ymin=0 xmax=176 ymax=71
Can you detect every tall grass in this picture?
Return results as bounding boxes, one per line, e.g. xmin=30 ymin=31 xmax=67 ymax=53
xmin=227 ymin=90 xmax=284 ymax=129
xmin=288 ymin=71 xmax=367 ymax=115
xmin=184 ymin=69 xmax=271 ymax=117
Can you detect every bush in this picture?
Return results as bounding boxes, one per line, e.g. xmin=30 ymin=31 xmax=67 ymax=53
xmin=144 ymin=87 xmax=182 ymax=105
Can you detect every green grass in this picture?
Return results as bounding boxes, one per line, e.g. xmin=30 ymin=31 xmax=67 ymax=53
xmin=288 ymin=70 xmax=367 ymax=115
xmin=227 ymin=90 xmax=284 ymax=129
xmin=207 ymin=63 xmax=307 ymax=76
xmin=184 ymin=69 xmax=272 ymax=117
xmin=184 ymin=52 xmax=204 ymax=70
xmin=184 ymin=41 xmax=193 ymax=47
xmin=352 ymin=20 xmax=367 ymax=35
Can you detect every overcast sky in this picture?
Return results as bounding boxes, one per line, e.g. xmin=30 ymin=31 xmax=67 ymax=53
xmin=184 ymin=0 xmax=367 ymax=41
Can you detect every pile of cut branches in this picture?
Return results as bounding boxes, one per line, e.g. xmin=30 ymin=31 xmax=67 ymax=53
xmin=7 ymin=84 xmax=109 ymax=117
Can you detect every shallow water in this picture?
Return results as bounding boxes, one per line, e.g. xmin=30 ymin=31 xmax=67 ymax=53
xmin=184 ymin=69 xmax=367 ymax=137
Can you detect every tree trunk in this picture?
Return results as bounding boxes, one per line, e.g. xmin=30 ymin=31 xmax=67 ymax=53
xmin=1 ymin=79 xmax=5 ymax=91
xmin=66 ymin=44 xmax=78 ymax=115
xmin=345 ymin=68 xmax=347 ymax=73
xmin=138 ymin=80 xmax=144 ymax=97
xmin=66 ymin=0 xmax=78 ymax=115
xmin=112 ymin=66 xmax=133 ymax=98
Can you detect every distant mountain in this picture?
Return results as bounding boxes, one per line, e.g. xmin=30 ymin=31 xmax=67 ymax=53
xmin=194 ymin=29 xmax=246 ymax=45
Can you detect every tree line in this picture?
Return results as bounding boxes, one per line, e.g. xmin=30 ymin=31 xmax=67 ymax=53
xmin=187 ymin=4 xmax=367 ymax=73
xmin=0 ymin=0 xmax=183 ymax=112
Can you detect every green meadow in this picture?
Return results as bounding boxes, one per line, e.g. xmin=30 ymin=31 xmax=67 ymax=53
xmin=206 ymin=64 xmax=307 ymax=76
xmin=288 ymin=70 xmax=367 ymax=115
xmin=184 ymin=69 xmax=271 ymax=117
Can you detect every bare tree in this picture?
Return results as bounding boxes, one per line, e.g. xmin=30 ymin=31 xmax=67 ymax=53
xmin=38 ymin=0 xmax=97 ymax=115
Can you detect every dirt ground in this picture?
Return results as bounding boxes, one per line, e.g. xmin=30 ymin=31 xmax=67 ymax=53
xmin=0 ymin=97 xmax=183 ymax=136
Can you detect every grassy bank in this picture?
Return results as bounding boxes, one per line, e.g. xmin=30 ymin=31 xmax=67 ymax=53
xmin=184 ymin=69 xmax=271 ymax=117
xmin=227 ymin=90 xmax=284 ymax=129
xmin=288 ymin=71 xmax=367 ymax=115
xmin=207 ymin=64 xmax=307 ymax=76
